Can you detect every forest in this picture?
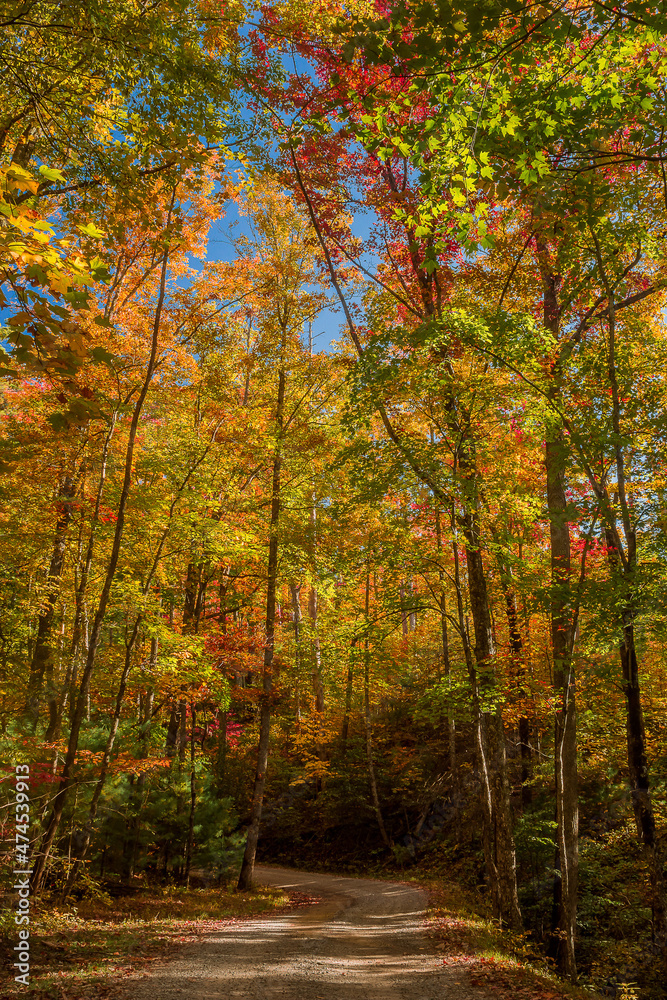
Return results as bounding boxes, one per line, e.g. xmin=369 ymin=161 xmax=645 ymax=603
xmin=1 ymin=1 xmax=667 ymax=997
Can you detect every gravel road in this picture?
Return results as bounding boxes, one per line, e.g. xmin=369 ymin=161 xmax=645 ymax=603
xmin=119 ymin=865 xmax=487 ymax=1000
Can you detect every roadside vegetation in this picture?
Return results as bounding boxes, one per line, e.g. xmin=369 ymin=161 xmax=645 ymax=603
xmin=0 ymin=882 xmax=312 ymax=1000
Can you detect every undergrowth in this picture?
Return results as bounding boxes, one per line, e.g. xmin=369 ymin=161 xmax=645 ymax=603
xmin=0 ymin=882 xmax=310 ymax=999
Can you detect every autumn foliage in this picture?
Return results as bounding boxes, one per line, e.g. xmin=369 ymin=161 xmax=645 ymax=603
xmin=2 ymin=2 xmax=667 ymax=997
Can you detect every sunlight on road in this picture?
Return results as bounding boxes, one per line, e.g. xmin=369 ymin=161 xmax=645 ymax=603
xmin=121 ymin=867 xmax=480 ymax=1000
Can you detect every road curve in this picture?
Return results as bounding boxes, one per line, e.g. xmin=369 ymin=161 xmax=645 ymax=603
xmin=119 ymin=864 xmax=485 ymax=1000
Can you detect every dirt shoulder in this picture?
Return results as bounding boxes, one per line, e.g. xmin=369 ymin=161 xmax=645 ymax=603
xmin=0 ymin=881 xmax=309 ymax=999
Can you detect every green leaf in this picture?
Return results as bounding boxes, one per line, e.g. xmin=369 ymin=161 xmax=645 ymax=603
xmin=38 ymin=165 xmax=66 ymax=182
xmin=77 ymin=223 xmax=106 ymax=239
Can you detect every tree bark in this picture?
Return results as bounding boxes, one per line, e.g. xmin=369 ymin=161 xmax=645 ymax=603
xmin=399 ymin=580 xmax=409 ymax=638
xmin=25 ymin=473 xmax=75 ymax=728
xmin=458 ymin=446 xmax=522 ymax=931
xmin=599 ymin=268 xmax=667 ymax=961
xmin=178 ymin=697 xmax=188 ymax=763
xmin=341 ymin=640 xmax=355 ymax=747
xmin=185 ymin=704 xmax=197 ymax=887
xmin=494 ymin=543 xmax=532 ymax=807
xmin=618 ymin=619 xmax=667 ymax=956
xmin=165 ymin=702 xmax=181 ymax=757
xmin=308 ymin=505 xmax=324 ymax=713
xmin=60 ymin=414 xmax=118 ymax=738
xmin=216 ymin=708 xmax=228 ymax=791
xmin=237 ymin=326 xmax=286 ymax=891
xmin=538 ymin=241 xmax=579 ymax=981
xmin=183 ymin=562 xmax=200 ymax=629
xmin=465 ymin=529 xmax=521 ymax=929
xmin=434 ymin=504 xmax=456 ymax=777
xmin=308 ymin=584 xmax=324 ymax=713
xmin=61 ymin=617 xmax=140 ymax=897
xmin=29 ymin=235 xmax=173 ymax=895
xmin=290 ymin=581 xmax=302 ymax=726
xmin=363 ymin=560 xmax=391 ymax=848
xmin=451 ymin=530 xmax=497 ymax=903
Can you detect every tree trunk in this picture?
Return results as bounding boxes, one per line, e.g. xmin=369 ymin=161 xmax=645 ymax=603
xmin=185 ymin=704 xmax=197 ymax=887
xmin=341 ymin=640 xmax=355 ymax=747
xmin=165 ymin=702 xmax=181 ymax=757
xmin=308 ymin=585 xmax=324 ymax=713
xmin=237 ymin=329 xmax=286 ymax=891
xmin=61 ymin=617 xmax=140 ymax=897
xmin=363 ymin=561 xmax=391 ymax=848
xmin=183 ymin=562 xmax=200 ymax=628
xmin=539 ymin=240 xmax=579 ymax=981
xmin=307 ymin=504 xmax=324 ymax=713
xmin=601 ymin=274 xmax=667 ymax=964
xmin=123 ymin=643 xmax=156 ymax=875
xmin=178 ymin=698 xmax=188 ymax=763
xmin=621 ymin=621 xmax=667 ymax=958
xmin=461 ymin=495 xmax=522 ymax=931
xmin=606 ymin=530 xmax=667 ymax=958
xmin=216 ymin=708 xmax=228 ymax=790
xmin=399 ymin=580 xmax=409 ymax=638
xmin=290 ymin=582 xmax=302 ymax=726
xmin=60 ymin=415 xmax=117 ymax=737
xmin=546 ymin=436 xmax=579 ymax=986
xmin=25 ymin=474 xmax=75 ymax=727
xmin=451 ymin=530 xmax=498 ymax=906
xmin=29 ymin=239 xmax=172 ymax=895
xmin=434 ymin=504 xmax=456 ymax=778
xmin=494 ymin=545 xmax=533 ymax=807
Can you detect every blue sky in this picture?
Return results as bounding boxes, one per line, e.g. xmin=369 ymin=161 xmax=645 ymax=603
xmin=203 ymin=199 xmax=344 ymax=353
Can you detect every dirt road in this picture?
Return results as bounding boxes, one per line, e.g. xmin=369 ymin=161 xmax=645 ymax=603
xmin=120 ymin=865 xmax=485 ymax=1000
